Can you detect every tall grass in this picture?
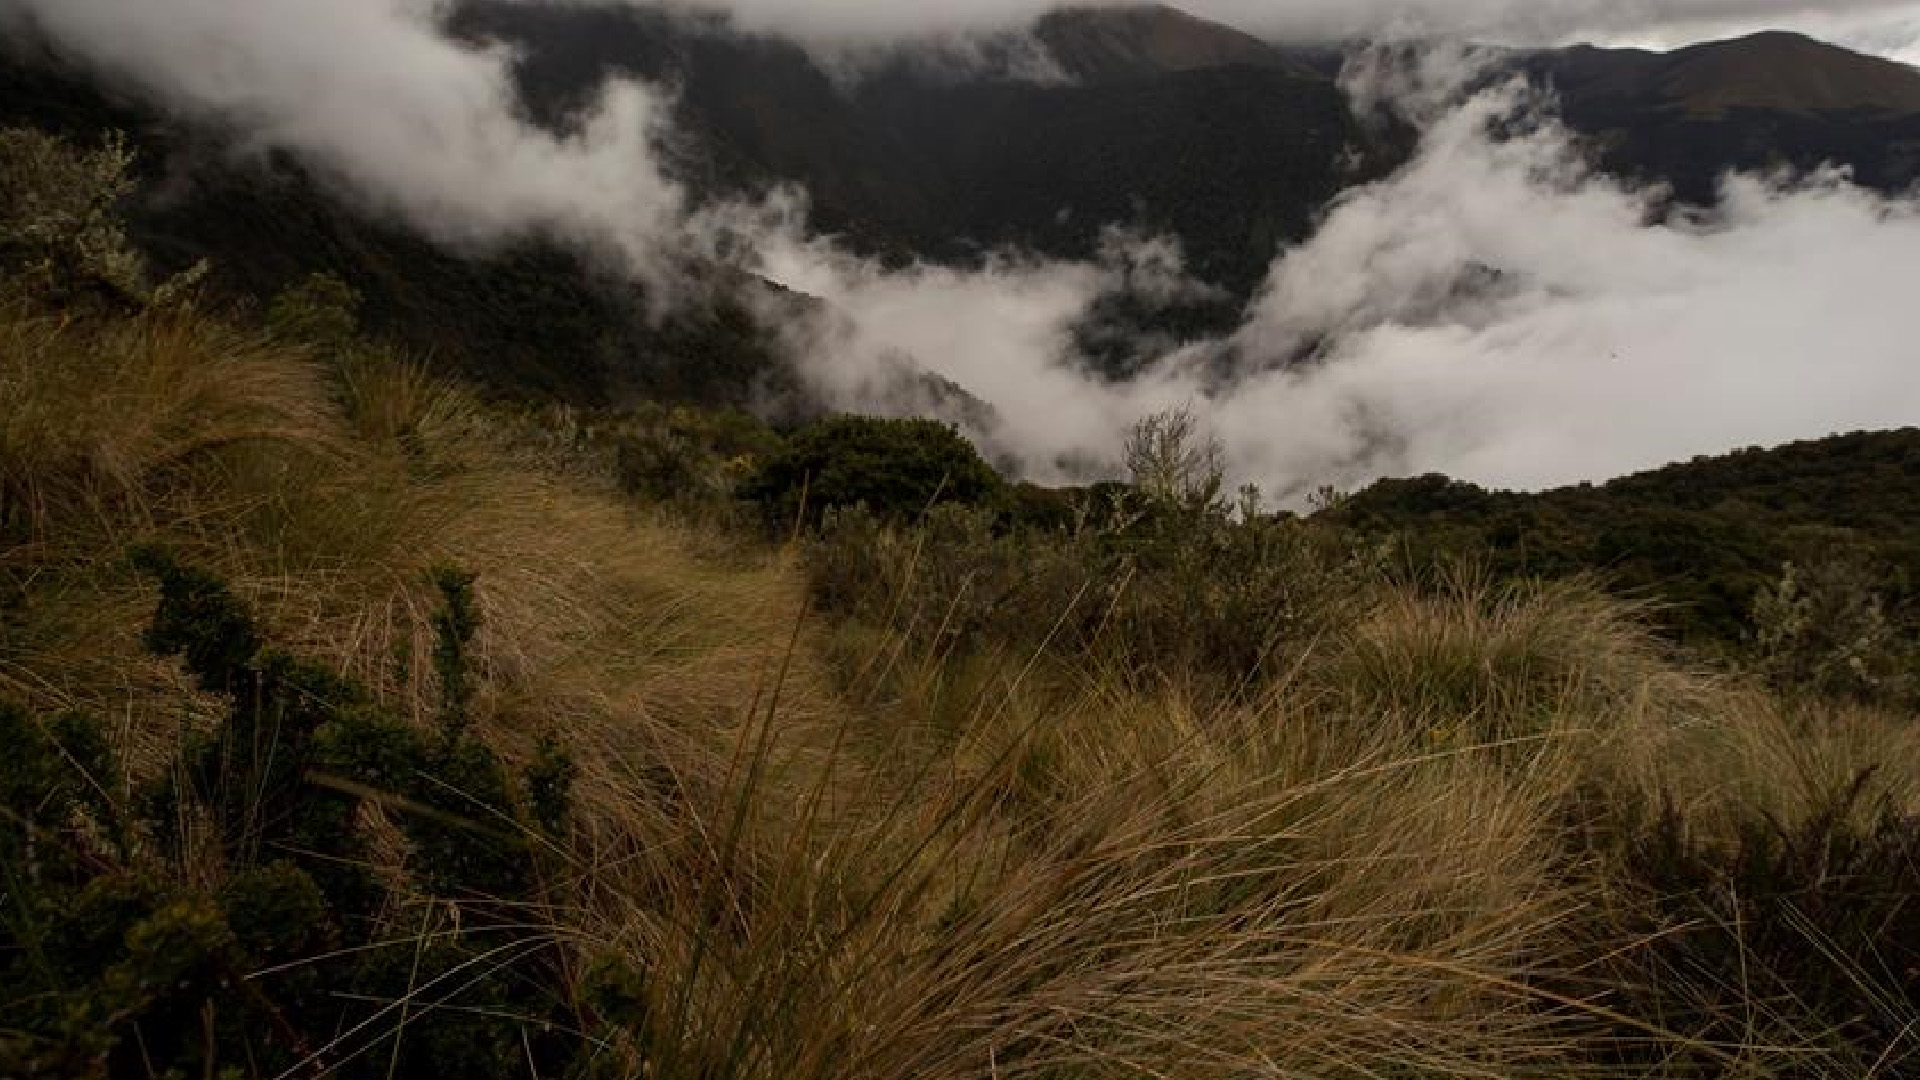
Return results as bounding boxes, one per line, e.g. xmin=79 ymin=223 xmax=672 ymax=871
xmin=8 ymin=288 xmax=1920 ymax=1078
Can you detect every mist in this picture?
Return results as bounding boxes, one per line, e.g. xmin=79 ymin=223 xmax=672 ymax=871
xmin=1217 ymin=88 xmax=1920 ymax=495
xmin=5 ymin=0 xmax=1919 ymax=502
xmin=1 ymin=0 xmax=691 ymax=287
xmin=730 ymin=79 xmax=1920 ymax=500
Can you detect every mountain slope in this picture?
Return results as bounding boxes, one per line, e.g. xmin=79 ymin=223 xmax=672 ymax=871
xmin=1526 ymin=32 xmax=1920 ymax=200
xmin=1333 ymin=428 xmax=1920 ymax=648
xmin=0 ymin=34 xmax=790 ymax=409
xmin=1661 ymin=31 xmax=1920 ymax=116
xmin=452 ymin=0 xmax=1403 ymax=299
xmin=1033 ymin=3 xmax=1306 ymax=82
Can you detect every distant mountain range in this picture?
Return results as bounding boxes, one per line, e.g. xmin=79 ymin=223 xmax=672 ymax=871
xmin=4 ymin=2 xmax=1918 ymax=407
xmin=1519 ymin=30 xmax=1920 ymax=202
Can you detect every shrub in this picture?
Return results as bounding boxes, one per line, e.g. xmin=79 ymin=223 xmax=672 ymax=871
xmin=807 ymin=495 xmax=1377 ymax=692
xmin=0 ymin=127 xmax=148 ymax=302
xmin=266 ymin=270 xmax=363 ymax=347
xmin=1 ymin=555 xmax=585 ymax=1080
xmin=616 ymin=423 xmax=721 ymax=502
xmin=1582 ymin=771 xmax=1920 ymax=1077
xmin=1123 ymin=405 xmax=1225 ymax=512
xmin=1753 ymin=558 xmax=1917 ymax=707
xmin=743 ymin=415 xmax=1003 ymax=528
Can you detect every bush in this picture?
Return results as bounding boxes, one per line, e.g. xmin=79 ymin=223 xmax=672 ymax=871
xmin=743 ymin=415 xmax=1003 ymax=528
xmin=266 ymin=270 xmax=362 ymax=347
xmin=1581 ymin=772 xmax=1920 ymax=1077
xmin=616 ymin=423 xmax=722 ymax=502
xmin=0 ymin=127 xmax=147 ymax=302
xmin=1 ymin=555 xmax=586 ymax=1080
xmin=1752 ymin=558 xmax=1918 ymax=707
xmin=807 ymin=495 xmax=1377 ymax=691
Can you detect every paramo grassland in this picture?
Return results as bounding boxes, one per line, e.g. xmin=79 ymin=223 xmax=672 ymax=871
xmin=6 ymin=126 xmax=1920 ymax=1080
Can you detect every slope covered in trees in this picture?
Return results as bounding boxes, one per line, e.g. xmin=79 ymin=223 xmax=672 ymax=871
xmin=0 ymin=35 xmax=790 ymax=409
xmin=1334 ymin=430 xmax=1920 ymax=694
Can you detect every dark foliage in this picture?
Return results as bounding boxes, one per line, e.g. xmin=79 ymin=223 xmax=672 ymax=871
xmin=743 ymin=415 xmax=1005 ymax=529
xmin=807 ymin=494 xmax=1371 ymax=693
xmin=1573 ymin=772 xmax=1920 ymax=1076
xmin=450 ymin=1 xmax=1402 ymax=307
xmin=1 ymin=556 xmax=586 ymax=1080
xmin=1330 ymin=429 xmax=1920 ymax=700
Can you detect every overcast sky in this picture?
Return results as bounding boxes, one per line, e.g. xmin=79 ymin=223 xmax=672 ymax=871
xmin=681 ymin=0 xmax=1920 ymax=55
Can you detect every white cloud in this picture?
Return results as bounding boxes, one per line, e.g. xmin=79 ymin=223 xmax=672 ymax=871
xmin=1205 ymin=87 xmax=1920 ymax=495
xmin=739 ymin=83 xmax=1920 ymax=500
xmin=5 ymin=0 xmax=1918 ymax=500
xmin=3 ymin=0 xmax=690 ymax=286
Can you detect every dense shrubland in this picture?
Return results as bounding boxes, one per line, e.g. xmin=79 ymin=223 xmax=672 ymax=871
xmin=7 ymin=124 xmax=1920 ymax=1080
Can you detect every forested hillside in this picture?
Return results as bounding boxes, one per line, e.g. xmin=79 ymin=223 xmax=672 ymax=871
xmin=1334 ymin=430 xmax=1920 ymax=700
xmin=0 ymin=36 xmax=791 ymax=409
xmin=1519 ymin=32 xmax=1920 ymax=203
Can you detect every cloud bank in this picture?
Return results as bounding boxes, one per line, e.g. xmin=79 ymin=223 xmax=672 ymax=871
xmin=5 ymin=0 xmax=1919 ymax=502
xmin=2 ymin=0 xmax=690 ymax=286
xmin=734 ymin=82 xmax=1920 ymax=500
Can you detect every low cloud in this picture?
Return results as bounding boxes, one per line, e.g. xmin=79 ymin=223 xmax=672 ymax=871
xmin=6 ymin=0 xmax=1918 ymax=502
xmin=2 ymin=0 xmax=690 ymax=287
xmin=736 ymin=79 xmax=1920 ymax=501
xmin=1215 ymin=90 xmax=1920 ymax=494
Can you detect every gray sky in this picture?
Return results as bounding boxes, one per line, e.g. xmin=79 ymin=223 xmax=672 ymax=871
xmin=687 ymin=0 xmax=1920 ymax=52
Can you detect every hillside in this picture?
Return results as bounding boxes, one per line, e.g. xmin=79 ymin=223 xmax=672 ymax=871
xmin=0 ymin=34 xmax=790 ymax=410
xmin=1032 ymin=3 xmax=1305 ymax=82
xmin=1334 ymin=428 xmax=1920 ymax=664
xmin=9 ymin=108 xmax=1920 ymax=1080
xmin=1524 ymin=31 xmax=1920 ymax=201
xmin=1661 ymin=31 xmax=1920 ymax=116
xmin=452 ymin=0 xmax=1400 ymax=300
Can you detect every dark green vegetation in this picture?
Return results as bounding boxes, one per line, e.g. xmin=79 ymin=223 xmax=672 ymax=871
xmin=1330 ymin=430 xmax=1920 ymax=705
xmin=2 ymin=557 xmax=595 ymax=1080
xmin=451 ymin=0 xmax=1399 ymax=303
xmin=742 ymin=415 xmax=1004 ymax=527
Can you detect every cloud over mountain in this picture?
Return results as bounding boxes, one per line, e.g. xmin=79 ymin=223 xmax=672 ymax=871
xmin=3 ymin=0 xmax=1918 ymax=502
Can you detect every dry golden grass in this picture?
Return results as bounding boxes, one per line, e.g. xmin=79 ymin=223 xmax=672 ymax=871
xmin=10 ymin=296 xmax=1920 ymax=1079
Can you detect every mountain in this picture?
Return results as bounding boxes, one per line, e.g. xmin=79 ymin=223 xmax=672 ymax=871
xmin=450 ymin=0 xmax=1403 ymax=303
xmin=1032 ymin=3 xmax=1307 ymax=82
xmin=6 ymin=3 xmax=1920 ymax=407
xmin=1524 ymin=31 xmax=1920 ymax=201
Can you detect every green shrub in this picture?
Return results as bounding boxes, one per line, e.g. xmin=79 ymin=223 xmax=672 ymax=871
xmin=266 ymin=271 xmax=363 ymax=347
xmin=808 ymin=495 xmax=1375 ymax=691
xmin=616 ymin=424 xmax=721 ymax=502
xmin=1753 ymin=558 xmax=1918 ymax=707
xmin=0 ymin=127 xmax=148 ymax=303
xmin=1584 ymin=774 xmax=1920 ymax=1077
xmin=743 ymin=415 xmax=1003 ymax=528
xmin=0 ymin=556 xmax=585 ymax=1080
